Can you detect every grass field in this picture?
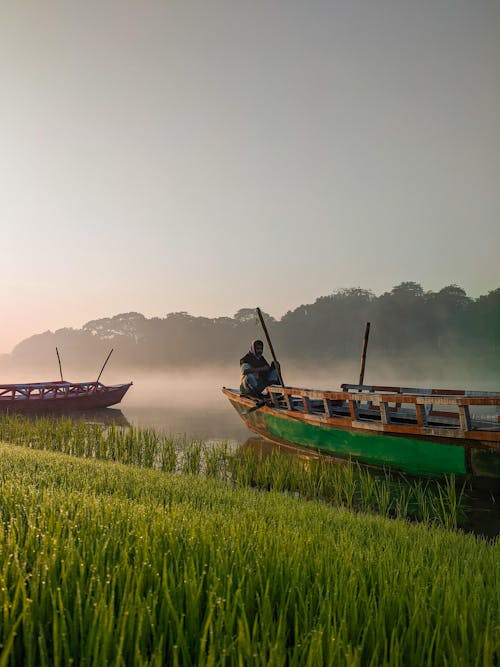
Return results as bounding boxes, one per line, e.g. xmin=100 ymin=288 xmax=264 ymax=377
xmin=0 ymin=441 xmax=498 ymax=665
xmin=0 ymin=415 xmax=465 ymax=528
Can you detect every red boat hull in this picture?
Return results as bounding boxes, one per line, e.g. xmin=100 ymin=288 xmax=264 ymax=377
xmin=0 ymin=382 xmax=132 ymax=414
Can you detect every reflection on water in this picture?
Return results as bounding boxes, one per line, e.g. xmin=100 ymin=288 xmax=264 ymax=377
xmin=60 ymin=408 xmax=131 ymax=428
xmin=460 ymin=482 xmax=500 ymax=540
xmin=121 ymin=405 xmax=251 ymax=441
xmin=53 ymin=405 xmax=250 ymax=442
xmin=106 ymin=373 xmax=253 ymax=441
xmin=7 ymin=407 xmax=132 ymax=428
xmin=242 ymin=436 xmax=500 ymax=539
xmin=242 ymin=435 xmax=332 ymax=460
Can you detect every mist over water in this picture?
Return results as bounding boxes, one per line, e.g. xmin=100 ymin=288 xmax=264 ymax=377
xmin=98 ymin=362 xmax=499 ymax=441
xmin=118 ymin=370 xmax=250 ymax=441
xmin=0 ymin=358 xmax=498 ymax=441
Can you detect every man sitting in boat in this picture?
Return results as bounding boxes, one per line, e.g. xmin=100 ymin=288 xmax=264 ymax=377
xmin=240 ymin=339 xmax=280 ymax=397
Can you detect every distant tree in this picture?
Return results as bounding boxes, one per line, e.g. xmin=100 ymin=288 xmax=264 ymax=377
xmin=423 ymin=286 xmax=472 ymax=351
xmin=280 ymin=288 xmax=375 ymax=359
xmin=234 ymin=308 xmax=257 ymax=324
xmin=473 ymin=288 xmax=500 ymax=353
xmin=3 ymin=283 xmax=499 ymax=375
xmin=83 ymin=313 xmax=147 ymax=341
xmin=11 ymin=328 xmax=105 ymax=375
xmin=390 ymin=281 xmax=425 ymax=299
xmin=371 ymin=283 xmax=426 ymax=354
xmin=234 ymin=308 xmax=276 ymax=324
xmin=435 ymin=284 xmax=469 ymax=305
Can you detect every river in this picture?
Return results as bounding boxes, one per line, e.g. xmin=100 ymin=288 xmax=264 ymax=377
xmin=19 ymin=370 xmax=500 ymax=538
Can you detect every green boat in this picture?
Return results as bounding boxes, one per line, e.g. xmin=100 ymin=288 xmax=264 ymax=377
xmin=223 ymin=383 xmax=500 ymax=479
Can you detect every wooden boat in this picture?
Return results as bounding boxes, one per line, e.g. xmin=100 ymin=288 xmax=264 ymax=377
xmin=223 ymin=383 xmax=500 ymax=479
xmin=0 ymin=380 xmax=132 ymax=414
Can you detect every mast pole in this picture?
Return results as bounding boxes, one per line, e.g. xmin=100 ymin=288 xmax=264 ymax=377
xmin=358 ymin=322 xmax=371 ymax=386
xmin=96 ymin=349 xmax=114 ymax=384
xmin=56 ymin=347 xmax=64 ymax=382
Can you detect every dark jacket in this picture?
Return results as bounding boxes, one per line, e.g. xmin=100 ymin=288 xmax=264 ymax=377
xmin=240 ymin=351 xmax=270 ymax=369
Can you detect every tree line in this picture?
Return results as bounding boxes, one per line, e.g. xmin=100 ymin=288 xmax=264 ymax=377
xmin=4 ymin=282 xmax=500 ymax=378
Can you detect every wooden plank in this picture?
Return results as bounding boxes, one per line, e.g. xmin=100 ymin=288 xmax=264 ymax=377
xmin=276 ymin=386 xmax=500 ymax=406
xmin=379 ymin=402 xmax=391 ymax=425
xmin=269 ymin=390 xmax=281 ymax=408
xmin=459 ymin=405 xmax=472 ymax=431
xmin=348 ymin=399 xmax=359 ymax=420
xmin=415 ymin=404 xmax=428 ymax=427
xmin=323 ymin=398 xmax=333 ymax=417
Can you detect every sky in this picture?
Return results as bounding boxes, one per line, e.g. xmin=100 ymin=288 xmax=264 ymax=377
xmin=1 ymin=0 xmax=499 ymax=354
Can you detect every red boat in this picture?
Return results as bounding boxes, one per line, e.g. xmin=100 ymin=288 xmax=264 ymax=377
xmin=0 ymin=380 xmax=132 ymax=414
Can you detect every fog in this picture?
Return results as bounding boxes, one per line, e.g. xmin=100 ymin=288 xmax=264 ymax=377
xmin=120 ymin=361 xmax=497 ymax=440
xmin=1 ymin=356 xmax=497 ymax=441
xmin=2 ymin=356 xmax=498 ymax=392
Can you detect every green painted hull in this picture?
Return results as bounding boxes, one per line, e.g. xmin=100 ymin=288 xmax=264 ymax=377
xmin=263 ymin=412 xmax=466 ymax=476
xmin=223 ymin=387 xmax=500 ymax=480
xmin=224 ymin=388 xmax=500 ymax=478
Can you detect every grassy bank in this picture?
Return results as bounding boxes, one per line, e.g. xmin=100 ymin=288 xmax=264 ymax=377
xmin=0 ymin=443 xmax=498 ymax=665
xmin=0 ymin=415 xmax=464 ymax=528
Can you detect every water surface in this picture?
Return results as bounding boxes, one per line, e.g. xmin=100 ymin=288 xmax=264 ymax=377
xmin=55 ymin=372 xmax=500 ymax=538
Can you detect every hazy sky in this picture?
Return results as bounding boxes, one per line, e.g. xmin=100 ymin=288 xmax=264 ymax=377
xmin=1 ymin=0 xmax=499 ymax=354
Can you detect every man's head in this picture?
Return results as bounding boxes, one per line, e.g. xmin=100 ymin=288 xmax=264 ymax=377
xmin=251 ymin=339 xmax=264 ymax=357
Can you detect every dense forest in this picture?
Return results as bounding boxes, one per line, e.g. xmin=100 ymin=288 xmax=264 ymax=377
xmin=2 ymin=282 xmax=499 ymax=382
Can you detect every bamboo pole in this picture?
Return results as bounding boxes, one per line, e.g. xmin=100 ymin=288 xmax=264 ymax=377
xmin=96 ymin=349 xmax=114 ymax=384
xmin=358 ymin=322 xmax=371 ymax=386
xmin=55 ymin=347 xmax=64 ymax=382
xmin=256 ymin=307 xmax=285 ymax=387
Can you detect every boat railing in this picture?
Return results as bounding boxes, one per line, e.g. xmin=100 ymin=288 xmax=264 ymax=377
xmin=0 ymin=382 xmax=109 ymax=401
xmin=340 ymin=383 xmax=500 ymax=397
xmin=264 ymin=385 xmax=500 ymax=443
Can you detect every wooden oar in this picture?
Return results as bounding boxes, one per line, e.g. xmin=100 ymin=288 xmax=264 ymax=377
xmin=256 ymin=307 xmax=285 ymax=387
